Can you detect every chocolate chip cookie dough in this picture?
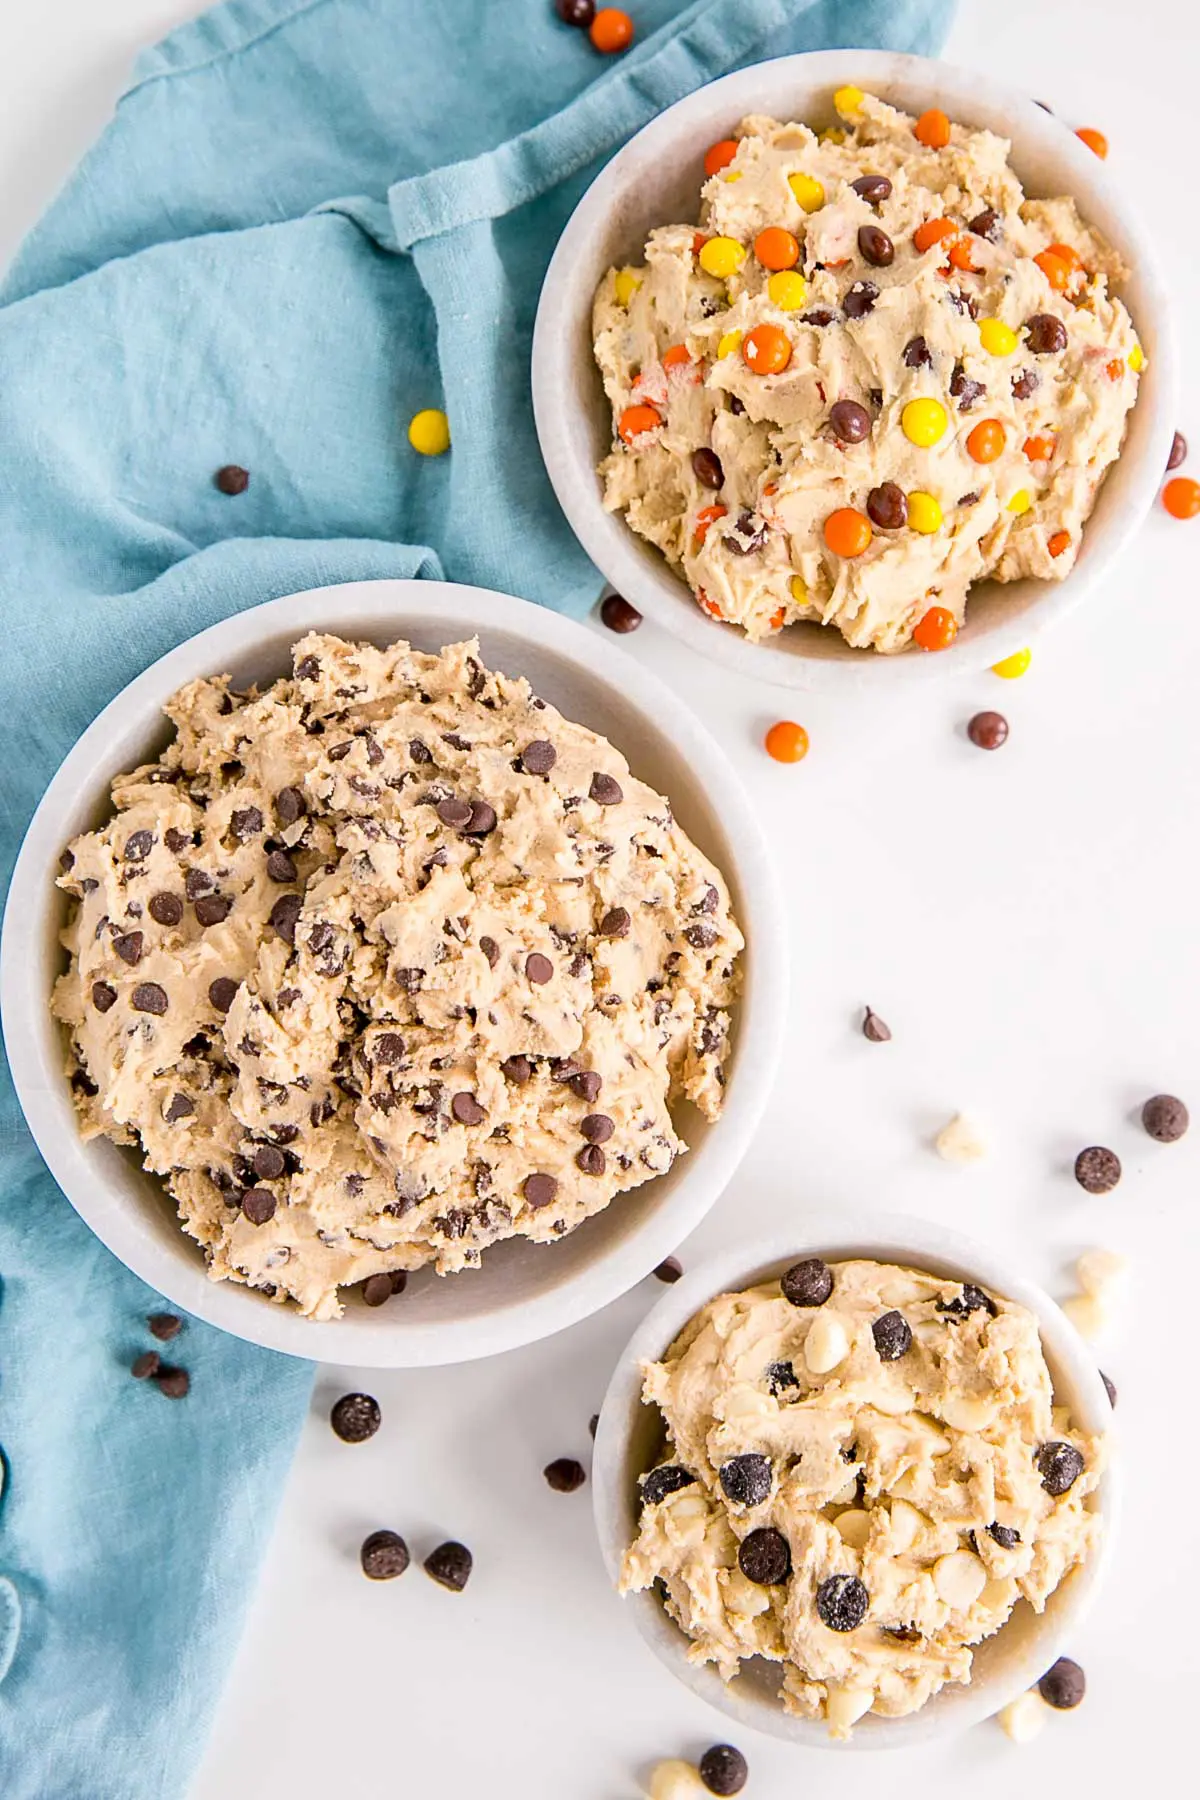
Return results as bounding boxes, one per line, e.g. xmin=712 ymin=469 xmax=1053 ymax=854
xmin=622 ymin=1258 xmax=1103 ymax=1737
xmin=53 ymin=634 xmax=742 ymax=1319
xmin=593 ymin=87 xmax=1141 ymax=651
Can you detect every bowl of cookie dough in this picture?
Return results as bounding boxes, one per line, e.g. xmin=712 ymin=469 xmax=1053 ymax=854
xmin=592 ymin=1215 xmax=1117 ymax=1748
xmin=532 ymin=49 xmax=1176 ymax=690
xmin=0 ymin=580 xmax=786 ymax=1366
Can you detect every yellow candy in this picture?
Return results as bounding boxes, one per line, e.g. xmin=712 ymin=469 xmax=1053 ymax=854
xmin=767 ymin=271 xmax=808 ymax=310
xmin=901 ymin=397 xmax=948 ymax=447
xmin=992 ymin=647 xmax=1032 ymax=679
xmin=613 ymin=268 xmax=641 ymax=308
xmin=819 ymin=127 xmax=847 ymax=146
xmin=698 ymin=236 xmax=746 ymax=279
xmin=1129 ymin=343 xmax=1145 ymax=372
xmin=833 ymin=84 xmax=865 ymax=116
xmin=723 ymin=172 xmax=743 ymax=184
xmin=979 ymin=318 xmax=1019 ymax=357
xmin=789 ymin=574 xmax=808 ymax=605
xmin=907 ymin=491 xmax=943 ymax=534
xmin=717 ymin=329 xmax=743 ymax=359
xmin=788 ymin=172 xmax=826 ymax=213
xmin=408 ymin=408 xmax=450 ymax=456
xmin=1007 ymin=489 xmax=1032 ymax=515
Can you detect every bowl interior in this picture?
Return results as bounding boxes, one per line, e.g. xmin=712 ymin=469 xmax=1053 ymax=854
xmin=536 ymin=49 xmax=1175 ymax=686
xmin=5 ymin=583 xmax=777 ymax=1365
xmin=598 ymin=1223 xmax=1114 ymax=1748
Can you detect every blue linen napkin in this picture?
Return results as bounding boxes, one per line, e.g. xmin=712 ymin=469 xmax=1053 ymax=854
xmin=0 ymin=2 xmax=953 ymax=1794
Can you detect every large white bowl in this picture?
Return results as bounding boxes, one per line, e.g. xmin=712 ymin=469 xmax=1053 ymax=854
xmin=533 ymin=49 xmax=1177 ymax=692
xmin=593 ymin=1214 xmax=1117 ymax=1748
xmin=0 ymin=580 xmax=785 ymax=1367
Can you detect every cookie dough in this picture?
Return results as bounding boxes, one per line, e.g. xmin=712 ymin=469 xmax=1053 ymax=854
xmin=53 ymin=634 xmax=742 ymax=1319
xmin=622 ymin=1258 xmax=1103 ymax=1737
xmin=593 ymin=88 xmax=1141 ymax=651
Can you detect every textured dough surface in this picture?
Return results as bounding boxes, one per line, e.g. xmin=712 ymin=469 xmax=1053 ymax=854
xmin=622 ymin=1259 xmax=1103 ymax=1736
xmin=593 ymin=90 xmax=1140 ymax=650
xmin=53 ymin=634 xmax=742 ymax=1319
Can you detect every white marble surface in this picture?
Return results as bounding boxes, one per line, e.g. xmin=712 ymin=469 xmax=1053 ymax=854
xmin=2 ymin=1 xmax=1194 ymax=1792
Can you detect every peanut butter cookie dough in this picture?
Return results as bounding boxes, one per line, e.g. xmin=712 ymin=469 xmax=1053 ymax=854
xmin=53 ymin=634 xmax=742 ymax=1319
xmin=622 ymin=1257 xmax=1103 ymax=1738
xmin=593 ymin=88 xmax=1141 ymax=651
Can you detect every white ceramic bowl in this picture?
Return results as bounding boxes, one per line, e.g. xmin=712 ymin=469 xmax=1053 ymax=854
xmin=593 ymin=1214 xmax=1117 ymax=1749
xmin=0 ymin=580 xmax=785 ymax=1367
xmin=533 ymin=49 xmax=1177 ymax=692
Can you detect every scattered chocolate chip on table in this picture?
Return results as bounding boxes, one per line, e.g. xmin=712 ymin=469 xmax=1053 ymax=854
xmin=360 ymin=1530 xmax=410 ymax=1581
xmin=599 ymin=592 xmax=642 ymax=633
xmin=1142 ymin=1092 xmax=1188 ymax=1141
xmin=543 ymin=1457 xmax=586 ymax=1493
xmin=1039 ymin=1656 xmax=1086 ymax=1709
xmin=698 ymin=1743 xmax=749 ymax=1795
xmin=423 ymin=1541 xmax=473 ymax=1592
xmin=862 ymin=1005 xmax=891 ymax=1042
xmin=131 ymin=1350 xmax=160 ymax=1380
xmin=154 ymin=1366 xmax=189 ymax=1399
xmin=213 ymin=464 xmax=250 ymax=495
xmin=1074 ymin=1146 xmax=1121 ymax=1193
xmin=654 ymin=1256 xmax=683 ymax=1282
xmin=330 ymin=1392 xmax=381 ymax=1444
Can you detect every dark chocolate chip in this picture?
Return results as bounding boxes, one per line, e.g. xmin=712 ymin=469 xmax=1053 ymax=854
xmin=685 ymin=923 xmax=717 ymax=950
xmin=950 ymin=363 xmax=986 ymax=411
xmin=231 ymin=806 xmax=263 ymax=839
xmin=523 ymin=1172 xmax=558 ymax=1210
xmin=968 ymin=710 xmax=1009 ymax=749
xmin=544 ymin=1457 xmax=586 ymax=1493
xmin=113 ymin=931 xmax=144 ymax=966
xmin=525 ymin=952 xmax=554 ymax=985
xmin=131 ymin=1350 xmax=160 ymax=1379
xmin=580 ymin=1113 xmax=614 ymax=1144
xmin=843 ymin=280 xmax=878 ymax=318
xmin=1012 ymin=367 xmax=1040 ymax=400
xmin=866 ymin=482 xmax=907 ymax=530
xmin=275 ymin=786 xmax=306 ymax=825
xmin=765 ymin=1359 xmax=798 ymax=1395
xmin=330 ymin=1392 xmax=381 ymax=1443
xmin=692 ymin=446 xmax=725 ymax=489
xmin=1168 ymin=430 xmax=1187 ymax=472
xmin=241 ymin=1187 xmax=276 ymax=1224
xmin=451 ymin=1092 xmax=486 ymax=1126
xmin=132 ymin=982 xmax=168 ymax=1015
xmin=862 ymin=1005 xmax=892 ymax=1041
xmin=738 ymin=1526 xmax=792 ymax=1585
xmin=1025 ymin=312 xmax=1068 ymax=354
xmin=361 ymin=1529 xmax=410 ymax=1579
xmin=781 ymin=1257 xmax=833 ymax=1307
xmin=1142 ymin=1093 xmax=1188 ymax=1142
xmin=164 ymin=828 xmax=192 ymax=854
xmin=654 ymin=1256 xmax=683 ymax=1283
xmin=1039 ymin=1657 xmax=1086 ymax=1709
xmin=857 ymin=224 xmax=894 ymax=267
xmin=148 ymin=1312 xmax=182 ymax=1341
xmin=214 ymin=464 xmax=249 ymax=495
xmin=589 ymin=1413 xmax=599 ymax=1438
xmin=208 ymin=976 xmax=238 ymax=1014
xmin=185 ymin=869 xmax=212 ymax=900
xmin=253 ymin=1144 xmax=286 ymax=1179
xmin=1036 ymin=1440 xmax=1085 ymax=1495
xmin=576 ymin=1144 xmax=606 ymax=1176
xmin=1101 ymin=1370 xmax=1117 ymax=1408
xmin=521 ymin=740 xmax=557 ymax=776
xmin=599 ymin=906 xmax=631 ymax=938
xmin=194 ymin=893 xmax=232 ymax=926
xmin=479 ymin=935 xmax=499 ymax=967
xmin=436 ymin=796 xmax=473 ymax=829
xmin=568 ymin=1070 xmax=602 ymax=1103
xmin=266 ymin=849 xmax=297 ymax=883
xmin=154 ymin=1366 xmax=190 ymax=1399
xmin=851 ymin=173 xmax=892 ymax=204
xmin=373 ymin=1032 xmax=406 ymax=1066
xmin=969 ymin=207 xmax=1001 ymax=240
xmin=903 ymin=334 xmax=932 ymax=367
xmin=424 ymin=1541 xmax=472 ymax=1592
xmin=987 ymin=1522 xmax=1021 ymax=1549
xmin=501 ymin=1054 xmax=532 ymax=1085
xmin=1074 ymin=1146 xmax=1121 ymax=1193
xmin=698 ymin=1745 xmax=748 ymax=1796
xmin=589 ymin=771 xmax=623 ymax=806
xmin=165 ymin=1093 xmax=194 ymax=1123
xmin=801 ymin=307 xmax=837 ymax=327
xmin=718 ymin=1453 xmax=772 ymax=1507
xmin=872 ymin=1310 xmax=912 ymax=1360
xmin=465 ymin=801 xmax=497 ymax=836
xmin=938 ymin=1282 xmax=997 ymax=1319
xmin=124 ymin=830 xmax=154 ymax=862
xmin=149 ymin=892 xmax=184 ymax=926
xmin=829 ymin=398 xmax=872 ymax=443
xmin=92 ymin=980 xmax=117 ymax=1013
xmin=295 ymin=655 xmax=320 ymax=681
xmin=599 ymin=593 xmax=643 ymax=633
xmin=362 ymin=1273 xmax=396 ymax=1308
xmin=816 ymin=1572 xmax=869 ymax=1631
xmin=640 ymin=1464 xmax=696 ymax=1507
xmin=269 ymin=893 xmax=303 ymax=944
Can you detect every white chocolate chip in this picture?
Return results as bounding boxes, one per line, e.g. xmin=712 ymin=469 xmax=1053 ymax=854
xmin=724 ymin=1567 xmax=770 ymax=1617
xmin=1062 ymin=1292 xmax=1107 ymax=1340
xmin=935 ymin=1112 xmax=987 ymax=1164
xmin=933 ymin=1549 xmax=987 ymax=1610
xmin=940 ymin=1394 xmax=995 ymax=1433
xmin=722 ymin=1382 xmax=776 ymax=1423
xmin=888 ymin=1499 xmax=924 ymax=1553
xmin=834 ymin=1507 xmax=872 ymax=1549
xmin=1076 ymin=1247 xmax=1127 ymax=1301
xmin=648 ymin=1760 xmax=705 ymax=1799
xmin=805 ymin=1312 xmax=850 ymax=1374
xmin=997 ymin=1688 xmax=1048 ymax=1744
xmin=829 ymin=1475 xmax=860 ymax=1507
xmin=825 ymin=1683 xmax=875 ymax=1737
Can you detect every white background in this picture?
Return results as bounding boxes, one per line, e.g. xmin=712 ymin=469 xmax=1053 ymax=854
xmin=2 ymin=1 xmax=1196 ymax=1793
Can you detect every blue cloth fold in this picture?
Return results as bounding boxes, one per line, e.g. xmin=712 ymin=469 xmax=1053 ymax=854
xmin=0 ymin=2 xmax=953 ymax=1794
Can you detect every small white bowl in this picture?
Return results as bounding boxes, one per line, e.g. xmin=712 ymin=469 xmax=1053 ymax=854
xmin=0 ymin=580 xmax=785 ymax=1367
xmin=533 ymin=49 xmax=1177 ymax=692
xmin=593 ymin=1214 xmax=1117 ymax=1749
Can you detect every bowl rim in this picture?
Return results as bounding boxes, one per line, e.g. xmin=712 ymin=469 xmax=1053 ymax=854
xmin=592 ymin=1212 xmax=1119 ymax=1750
xmin=532 ymin=46 xmax=1179 ymax=693
xmin=0 ymin=578 xmax=787 ymax=1367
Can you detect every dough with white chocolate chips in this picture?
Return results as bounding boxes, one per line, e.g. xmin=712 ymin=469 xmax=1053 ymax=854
xmin=53 ymin=634 xmax=742 ymax=1320
xmin=593 ymin=89 xmax=1141 ymax=651
xmin=622 ymin=1259 xmax=1103 ymax=1738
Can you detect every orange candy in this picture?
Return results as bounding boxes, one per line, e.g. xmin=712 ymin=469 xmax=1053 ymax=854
xmin=618 ymin=403 xmax=661 ymax=444
xmin=1047 ymin=529 xmax=1071 ymax=557
xmin=1076 ymin=127 xmax=1108 ymax=159
xmin=966 ymin=418 xmax=1006 ymax=464
xmin=913 ymin=216 xmax=956 ymax=253
xmin=754 ymin=226 xmax=801 ymax=271
xmin=693 ymin=503 xmax=727 ymax=545
xmin=913 ymin=605 xmax=958 ymax=651
xmin=1047 ymin=241 xmax=1083 ymax=273
xmin=743 ymin=323 xmax=792 ymax=375
xmin=1105 ymin=358 xmax=1125 ymax=381
xmin=768 ymin=606 xmax=786 ymax=631
xmin=697 ymin=589 xmax=725 ymax=620
xmin=765 ymin=720 xmax=809 ymax=763
xmin=824 ymin=508 xmax=872 ymax=557
xmin=1163 ymin=477 xmax=1200 ymax=520
xmin=915 ymin=108 xmax=952 ymax=149
xmin=948 ymin=238 xmax=978 ymax=272
xmin=590 ymin=8 xmax=634 ymax=53
xmin=691 ymin=232 xmax=708 ymax=256
xmin=662 ymin=345 xmax=692 ymax=370
xmin=1023 ymin=434 xmax=1056 ymax=461
xmin=704 ymin=138 xmax=739 ymax=178
xmin=1034 ymin=249 xmax=1073 ymax=293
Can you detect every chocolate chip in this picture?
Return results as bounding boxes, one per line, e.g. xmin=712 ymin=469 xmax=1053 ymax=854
xmin=252 ymin=1145 xmax=285 ymax=1180
xmin=165 ymin=1093 xmax=194 ymax=1123
xmin=866 ymin=482 xmax=907 ymax=530
xmin=718 ymin=1453 xmax=772 ymax=1507
xmin=214 ymin=464 xmax=249 ymax=495
xmin=698 ymin=1746 xmax=747 ymax=1796
xmin=737 ymin=1525 xmax=791 ymax=1586
xmin=1039 ymin=1657 xmax=1086 ymax=1710
xmin=436 ymin=796 xmax=473 ymax=828
xmin=765 ymin=1359 xmax=798 ymax=1395
xmin=113 ymin=930 xmax=144 ymax=966
xmin=132 ymin=982 xmax=168 ymax=1015
xmin=330 ymin=1392 xmax=381 ymax=1443
xmin=685 ymin=923 xmax=717 ymax=950
xmin=295 ymin=655 xmax=320 ymax=681
xmin=270 ymin=893 xmax=303 ymax=944
xmin=266 ymin=849 xmax=297 ymax=882
xmin=1011 ymin=367 xmax=1040 ymax=400
xmin=949 ymin=363 xmax=986 ymax=412
xmin=544 ymin=1457 xmax=586 ymax=1493
xmin=424 ymin=1541 xmax=472 ymax=1591
xmin=451 ymin=1092 xmax=486 ymax=1126
xmin=155 ymin=1366 xmax=190 ymax=1399
xmin=862 ymin=1005 xmax=891 ymax=1041
xmin=164 ymin=828 xmax=192 ymax=854
xmin=816 ymin=1572 xmax=869 ymax=1632
xmin=857 ymin=224 xmax=893 ymax=267
xmin=589 ymin=771 xmax=623 ymax=806
xmin=275 ymin=786 xmax=306 ymax=824
xmin=654 ymin=1256 xmax=682 ymax=1283
xmin=525 ymin=952 xmax=553 ymax=984
xmin=92 ymin=981 xmax=117 ymax=1013
xmin=184 ymin=869 xmax=212 ymax=900
xmin=599 ymin=906 xmax=631 ymax=938
xmin=829 ymin=398 xmax=871 ymax=443
xmin=372 ymin=1032 xmax=405 ymax=1067
xmin=589 ymin=1413 xmax=599 ymax=1438
xmin=1169 ymin=430 xmax=1187 ymax=471
xmin=208 ymin=976 xmax=238 ymax=1013
xmin=1142 ymin=1093 xmax=1188 ymax=1141
xmin=194 ymin=893 xmax=232 ymax=926
xmin=1101 ymin=1370 xmax=1117 ymax=1407
xmin=131 ymin=1350 xmax=160 ymax=1379
xmin=872 ymin=1311 xmax=912 ymax=1360
xmin=465 ymin=800 xmax=497 ymax=836
xmin=523 ymin=1172 xmax=558 ymax=1209
xmin=360 ymin=1529 xmax=410 ymax=1579
xmin=851 ymin=173 xmax=892 ymax=204
xmin=968 ymin=710 xmax=1009 ymax=750
xmin=1036 ymin=1440 xmax=1085 ymax=1495
xmin=987 ymin=1522 xmax=1021 ymax=1549
xmin=149 ymin=892 xmax=184 ymax=926
xmin=691 ymin=446 xmax=724 ymax=489
xmin=903 ymin=334 xmax=931 ymax=367
xmin=641 ymin=1464 xmax=695 ymax=1506
xmin=1074 ymin=1146 xmax=1121 ymax=1193
xmin=599 ymin=593 xmax=643 ymax=633
xmin=478 ymin=935 xmax=500 ymax=968
xmin=781 ymin=1257 xmax=833 ymax=1307
xmin=241 ymin=1187 xmax=276 ymax=1224
xmin=576 ymin=1144 xmax=606 ymax=1176
xmin=969 ymin=207 xmax=1001 ymax=240
xmin=580 ymin=1113 xmax=614 ymax=1145
xmin=843 ymin=280 xmax=878 ymax=318
xmin=362 ymin=1273 xmax=395 ymax=1307
xmin=231 ymin=806 xmax=263 ymax=839
xmin=521 ymin=740 xmax=557 ymax=776
xmin=501 ymin=1054 xmax=532 ymax=1085
xmin=938 ymin=1282 xmax=996 ymax=1319
xmin=149 ymin=1312 xmax=182 ymax=1340
xmin=801 ymin=307 xmax=837 ymax=327
xmin=1025 ymin=312 xmax=1068 ymax=354
xmin=568 ymin=1070 xmax=602 ymax=1103
xmin=124 ymin=830 xmax=154 ymax=862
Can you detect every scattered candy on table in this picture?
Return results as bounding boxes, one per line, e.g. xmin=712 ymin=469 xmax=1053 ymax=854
xmin=1039 ymin=1657 xmax=1087 ymax=1709
xmin=968 ymin=710 xmax=1009 ymax=749
xmin=1075 ymin=126 xmax=1108 ymax=158
xmin=599 ymin=591 xmax=642 ymax=632
xmin=1168 ymin=430 xmax=1187 ymax=471
xmin=993 ymin=646 xmax=1032 ymax=678
xmin=214 ymin=463 xmax=249 ymax=494
xmin=543 ymin=1457 xmax=587 ymax=1492
xmin=654 ymin=1255 xmax=683 ymax=1282
xmin=1074 ymin=1145 xmax=1121 ymax=1194
xmin=408 ymin=407 xmax=450 ymax=455
xmin=934 ymin=1113 xmax=987 ymax=1164
xmin=588 ymin=7 xmax=634 ymax=53
xmin=1163 ymin=476 xmax=1200 ymax=519
xmin=764 ymin=719 xmax=809 ymax=763
xmin=913 ymin=606 xmax=958 ymax=651
xmin=1142 ymin=1091 xmax=1189 ymax=1141
xmin=554 ymin=0 xmax=595 ymax=24
xmin=697 ymin=1744 xmax=748 ymax=1796
xmin=862 ymin=1005 xmax=891 ymax=1042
